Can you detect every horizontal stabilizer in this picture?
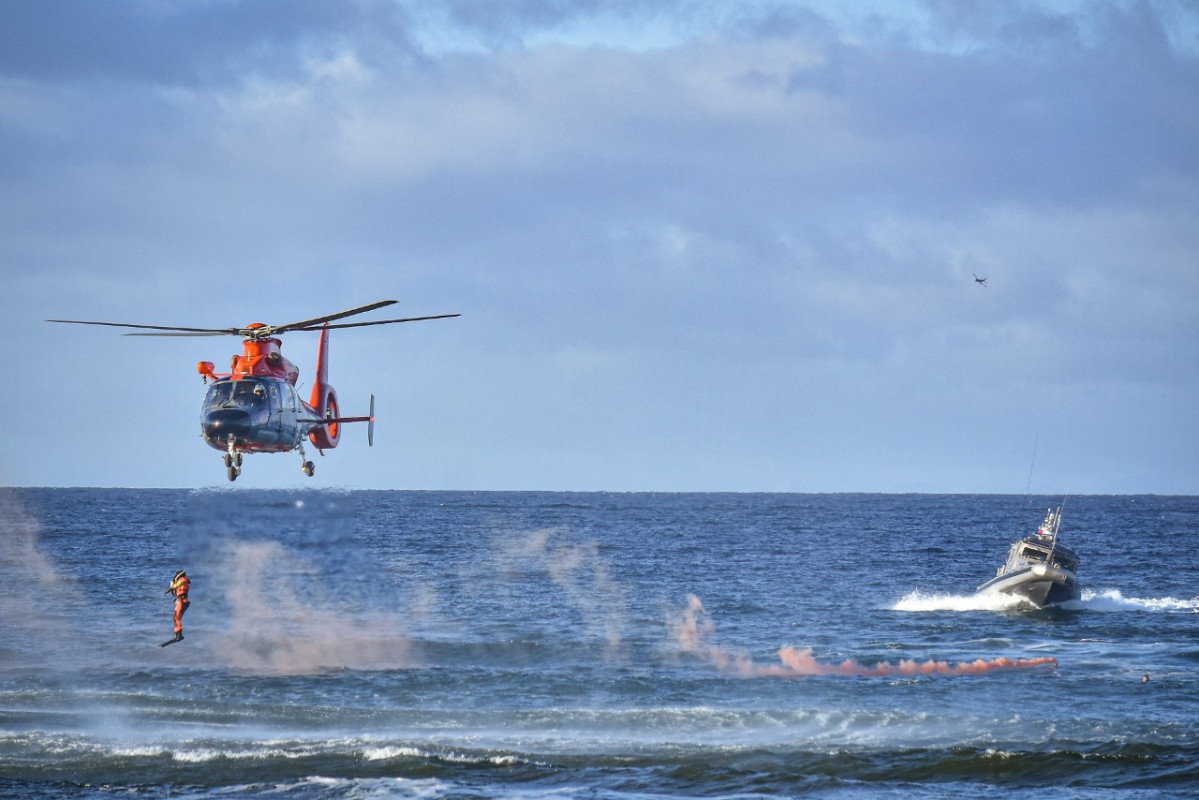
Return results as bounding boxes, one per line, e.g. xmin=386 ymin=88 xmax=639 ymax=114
xmin=325 ymin=394 xmax=374 ymax=446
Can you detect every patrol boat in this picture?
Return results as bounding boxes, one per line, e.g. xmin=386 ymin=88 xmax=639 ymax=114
xmin=976 ymin=506 xmax=1080 ymax=607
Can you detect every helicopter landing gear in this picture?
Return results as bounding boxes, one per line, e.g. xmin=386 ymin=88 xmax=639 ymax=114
xmin=224 ymin=440 xmax=243 ymax=482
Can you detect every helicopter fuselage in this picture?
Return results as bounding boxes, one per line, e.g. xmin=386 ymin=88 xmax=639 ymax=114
xmin=198 ymin=334 xmax=326 ymax=456
xmin=200 ymin=375 xmax=320 ymax=454
xmin=196 ymin=330 xmax=357 ymax=479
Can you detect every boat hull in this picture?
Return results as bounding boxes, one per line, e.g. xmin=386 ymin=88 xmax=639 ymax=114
xmin=977 ymin=566 xmax=1080 ymax=608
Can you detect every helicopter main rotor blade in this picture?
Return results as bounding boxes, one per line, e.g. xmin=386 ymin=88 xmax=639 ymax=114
xmin=294 ymin=313 xmax=462 ymax=331
xmin=46 ymin=301 xmax=454 ymax=339
xmin=122 ymin=331 xmax=238 ymax=337
xmin=270 ymin=300 xmax=399 ymax=335
xmin=46 ymin=319 xmax=239 ymax=335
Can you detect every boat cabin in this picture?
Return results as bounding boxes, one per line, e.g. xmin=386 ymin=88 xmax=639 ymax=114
xmin=999 ymin=537 xmax=1080 ymax=576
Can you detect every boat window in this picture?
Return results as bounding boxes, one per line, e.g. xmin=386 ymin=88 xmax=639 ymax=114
xmin=1020 ymin=547 xmax=1048 ymax=562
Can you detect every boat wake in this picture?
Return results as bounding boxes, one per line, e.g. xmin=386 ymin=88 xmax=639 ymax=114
xmin=892 ymin=588 xmax=1199 ymax=613
xmin=891 ymin=590 xmax=1032 ymax=612
xmin=1073 ymin=588 xmax=1199 ymax=613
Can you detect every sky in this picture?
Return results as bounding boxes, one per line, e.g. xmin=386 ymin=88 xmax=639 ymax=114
xmin=1 ymin=0 xmax=1196 ymax=493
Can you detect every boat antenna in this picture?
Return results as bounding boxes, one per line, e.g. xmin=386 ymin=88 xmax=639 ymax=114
xmin=1011 ymin=434 xmax=1039 ymax=539
xmin=1023 ymin=434 xmax=1039 ymax=499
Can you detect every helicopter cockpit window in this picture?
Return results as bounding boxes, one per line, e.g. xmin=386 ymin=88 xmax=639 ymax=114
xmin=284 ymin=383 xmax=301 ymax=411
xmin=203 ymin=381 xmax=234 ymax=411
xmin=204 ymin=379 xmax=279 ymax=411
xmin=232 ymin=380 xmax=269 ymax=406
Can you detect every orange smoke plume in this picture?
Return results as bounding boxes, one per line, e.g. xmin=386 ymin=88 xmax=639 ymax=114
xmin=674 ymin=594 xmax=1057 ymax=678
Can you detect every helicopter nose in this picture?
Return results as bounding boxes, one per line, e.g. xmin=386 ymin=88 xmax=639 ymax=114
xmin=203 ymin=408 xmax=252 ymax=443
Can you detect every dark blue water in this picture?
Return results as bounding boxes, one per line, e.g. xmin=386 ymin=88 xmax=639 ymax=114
xmin=2 ymin=489 xmax=1197 ymax=798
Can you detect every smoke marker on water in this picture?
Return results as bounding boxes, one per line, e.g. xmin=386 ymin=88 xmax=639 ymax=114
xmin=674 ymin=594 xmax=1057 ymax=677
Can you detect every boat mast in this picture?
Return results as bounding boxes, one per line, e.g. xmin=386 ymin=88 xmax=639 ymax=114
xmin=1043 ymin=501 xmax=1065 ymax=549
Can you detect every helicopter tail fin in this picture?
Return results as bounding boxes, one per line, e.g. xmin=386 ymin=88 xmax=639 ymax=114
xmin=308 ymin=324 xmax=341 ymax=451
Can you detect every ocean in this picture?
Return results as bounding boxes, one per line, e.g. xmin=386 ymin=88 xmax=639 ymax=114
xmin=1 ymin=489 xmax=1196 ymax=798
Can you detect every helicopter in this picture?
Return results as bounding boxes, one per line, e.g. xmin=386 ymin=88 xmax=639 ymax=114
xmin=47 ymin=300 xmax=459 ymax=481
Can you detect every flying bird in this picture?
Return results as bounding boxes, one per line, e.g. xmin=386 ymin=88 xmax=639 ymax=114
xmin=973 ymin=274 xmax=988 ymax=287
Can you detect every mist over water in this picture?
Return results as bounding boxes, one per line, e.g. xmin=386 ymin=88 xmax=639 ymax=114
xmin=173 ymin=492 xmax=417 ymax=673
xmin=0 ymin=492 xmax=70 ymax=659
xmin=2 ymin=489 xmax=1197 ymax=798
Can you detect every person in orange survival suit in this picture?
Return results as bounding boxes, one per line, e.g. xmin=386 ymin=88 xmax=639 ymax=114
xmin=164 ymin=569 xmax=190 ymax=642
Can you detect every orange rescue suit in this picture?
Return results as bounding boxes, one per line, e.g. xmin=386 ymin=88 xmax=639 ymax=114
xmin=170 ymin=574 xmax=190 ymax=635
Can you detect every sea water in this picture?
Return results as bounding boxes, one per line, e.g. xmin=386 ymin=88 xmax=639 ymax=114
xmin=1 ymin=489 xmax=1196 ymax=798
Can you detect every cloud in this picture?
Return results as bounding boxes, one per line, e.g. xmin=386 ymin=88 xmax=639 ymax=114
xmin=1 ymin=0 xmax=1196 ymax=491
xmin=0 ymin=0 xmax=420 ymax=85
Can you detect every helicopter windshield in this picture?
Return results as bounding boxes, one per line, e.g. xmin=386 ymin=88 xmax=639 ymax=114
xmin=203 ymin=379 xmax=273 ymax=412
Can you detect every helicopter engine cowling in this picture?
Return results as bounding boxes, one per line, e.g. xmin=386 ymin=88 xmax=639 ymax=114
xmin=309 ymin=386 xmax=341 ymax=451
